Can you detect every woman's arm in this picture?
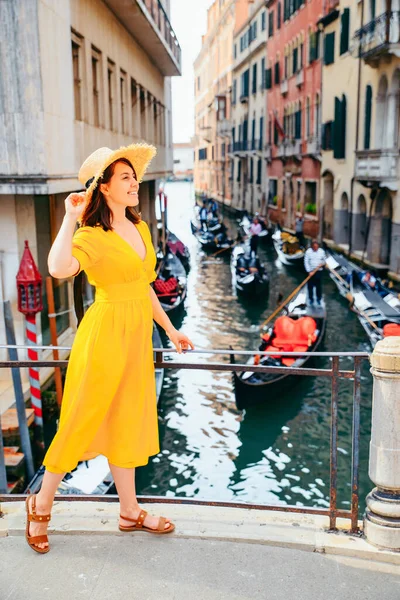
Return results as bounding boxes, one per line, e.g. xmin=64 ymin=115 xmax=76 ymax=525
xmin=149 ymin=287 xmax=194 ymax=353
xmin=48 ymin=192 xmax=86 ymax=279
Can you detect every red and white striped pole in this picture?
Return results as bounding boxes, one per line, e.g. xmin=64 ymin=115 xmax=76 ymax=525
xmin=26 ymin=313 xmax=43 ymax=427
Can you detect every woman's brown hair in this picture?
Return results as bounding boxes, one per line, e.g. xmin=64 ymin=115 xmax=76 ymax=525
xmin=81 ymin=158 xmax=140 ymax=229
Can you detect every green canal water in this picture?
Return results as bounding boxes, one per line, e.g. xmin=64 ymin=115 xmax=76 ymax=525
xmin=135 ymin=181 xmax=373 ymax=514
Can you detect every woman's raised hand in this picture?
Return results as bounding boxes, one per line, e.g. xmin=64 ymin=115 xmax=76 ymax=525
xmin=65 ymin=192 xmax=87 ymax=219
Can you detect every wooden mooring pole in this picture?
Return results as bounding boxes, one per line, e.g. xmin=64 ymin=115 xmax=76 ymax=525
xmin=3 ymin=300 xmax=35 ymax=481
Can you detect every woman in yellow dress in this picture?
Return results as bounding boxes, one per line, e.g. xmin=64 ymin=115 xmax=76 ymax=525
xmin=25 ymin=144 xmax=194 ymax=553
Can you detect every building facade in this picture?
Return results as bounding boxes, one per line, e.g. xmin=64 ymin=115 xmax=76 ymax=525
xmin=231 ymin=0 xmax=269 ymax=215
xmin=172 ymin=143 xmax=194 ymax=180
xmin=193 ymin=0 xmax=237 ymax=208
xmin=320 ymin=0 xmax=400 ymax=276
xmin=0 ymin=0 xmax=181 ymax=383
xmin=266 ymin=0 xmax=323 ymax=238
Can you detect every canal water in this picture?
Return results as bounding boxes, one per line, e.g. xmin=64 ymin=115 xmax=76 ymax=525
xmin=136 ymin=181 xmax=373 ymax=514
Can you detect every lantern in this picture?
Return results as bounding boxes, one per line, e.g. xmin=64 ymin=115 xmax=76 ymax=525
xmin=16 ymin=241 xmax=43 ymax=315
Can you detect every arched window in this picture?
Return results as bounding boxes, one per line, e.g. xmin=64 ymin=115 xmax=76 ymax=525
xmin=333 ymin=94 xmax=346 ymax=158
xmin=375 ymin=75 xmax=388 ymax=149
xmin=364 ymin=85 xmax=373 ymax=149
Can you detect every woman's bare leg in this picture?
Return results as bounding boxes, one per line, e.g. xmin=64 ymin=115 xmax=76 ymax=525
xmin=108 ymin=463 xmax=171 ymax=530
xmin=28 ymin=470 xmax=65 ymax=549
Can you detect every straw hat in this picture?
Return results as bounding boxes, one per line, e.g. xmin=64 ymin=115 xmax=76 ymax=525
xmin=78 ymin=143 xmax=157 ymax=203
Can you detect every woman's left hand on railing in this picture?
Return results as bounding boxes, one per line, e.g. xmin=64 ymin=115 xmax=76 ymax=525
xmin=166 ymin=328 xmax=194 ymax=354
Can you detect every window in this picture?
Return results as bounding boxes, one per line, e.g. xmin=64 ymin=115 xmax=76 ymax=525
xmin=107 ymin=59 xmax=116 ymax=130
xmin=333 ymin=95 xmax=347 ymax=158
xmin=340 ymin=8 xmax=350 ymax=55
xmin=243 ymin=119 xmax=248 ymax=150
xmin=217 ymin=96 xmax=226 ymax=121
xmin=120 ymin=70 xmax=127 ymax=134
xmin=131 ymin=78 xmax=138 ymax=134
xmin=259 ymin=116 xmax=264 ymax=149
xmin=295 ymin=103 xmax=302 ymax=139
xmin=309 ymin=30 xmax=320 ymax=63
xmin=324 ymin=32 xmax=335 ymax=65
xmin=266 ymin=68 xmax=272 ymax=89
xmin=321 ymin=120 xmax=333 ymax=150
xmin=268 ymin=11 xmax=274 ymax=37
xmin=261 ymin=11 xmax=266 ymax=31
xmin=277 ymin=3 xmax=282 ymax=29
xmin=269 ymin=179 xmax=278 ymax=204
xmin=241 ymin=70 xmax=250 ymax=99
xmin=199 ymin=148 xmax=207 ymax=160
xmin=252 ymin=63 xmax=257 ymax=94
xmin=251 ymin=118 xmax=256 ymax=149
xmin=305 ymin=182 xmax=317 ymax=215
xmin=293 ymin=46 xmax=298 ymax=74
xmin=299 ymin=42 xmax=304 ymax=69
xmin=274 ymin=60 xmax=280 ymax=85
xmin=91 ymin=47 xmax=101 ymax=127
xmin=237 ymin=159 xmax=241 ymax=182
xmin=315 ymin=93 xmax=321 ymax=139
xmin=261 ymin=57 xmax=266 ymax=88
xmin=249 ymin=158 xmax=254 ymax=183
xmin=71 ymin=35 xmax=83 ymax=121
xmin=285 ymin=54 xmax=289 ymax=79
xmin=232 ymin=79 xmax=237 ymax=105
xmin=256 ymin=159 xmax=262 ymax=185
xmin=234 ymin=44 xmax=237 ymax=59
xmin=306 ymin=97 xmax=311 ymax=138
xmin=364 ymin=85 xmax=373 ymax=150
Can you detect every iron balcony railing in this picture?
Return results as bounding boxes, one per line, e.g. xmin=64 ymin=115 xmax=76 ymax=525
xmin=143 ymin=0 xmax=181 ymax=66
xmin=0 ymin=346 xmax=370 ymax=534
xmin=353 ymin=11 xmax=400 ymax=60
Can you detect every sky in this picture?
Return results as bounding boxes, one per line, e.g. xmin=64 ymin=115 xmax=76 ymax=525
xmin=169 ymin=0 xmax=213 ymax=143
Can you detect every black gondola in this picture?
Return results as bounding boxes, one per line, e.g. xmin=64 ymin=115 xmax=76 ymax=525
xmin=232 ymin=288 xmax=326 ymax=409
xmin=154 ymin=251 xmax=187 ymax=313
xmin=326 ymin=251 xmax=400 ymax=347
xmin=166 ymin=230 xmax=190 ymax=272
xmin=231 ymin=244 xmax=269 ymax=298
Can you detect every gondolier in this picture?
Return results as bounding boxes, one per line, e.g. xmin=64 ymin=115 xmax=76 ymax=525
xmin=199 ymin=201 xmax=208 ymax=231
xmin=304 ymin=240 xmax=326 ymax=305
xmin=250 ymin=216 xmax=262 ymax=255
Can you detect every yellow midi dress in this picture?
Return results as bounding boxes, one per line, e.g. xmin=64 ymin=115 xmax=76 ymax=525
xmin=43 ymin=221 xmax=160 ymax=474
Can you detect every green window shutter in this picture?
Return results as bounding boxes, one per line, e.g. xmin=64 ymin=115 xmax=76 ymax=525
xmin=295 ymin=109 xmax=302 ymax=139
xmin=266 ymin=68 xmax=272 ymax=89
xmin=364 ymin=85 xmax=372 ymax=150
xmin=274 ymin=61 xmax=280 ymax=85
xmin=257 ymin=159 xmax=262 ymax=185
xmin=333 ymin=96 xmax=341 ymax=158
xmin=324 ymin=32 xmax=335 ymax=65
xmin=340 ymin=9 xmax=350 ymax=55
xmin=341 ymin=95 xmax=347 ymax=159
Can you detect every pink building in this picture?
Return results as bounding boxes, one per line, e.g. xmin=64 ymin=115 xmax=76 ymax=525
xmin=265 ymin=0 xmax=323 ymax=238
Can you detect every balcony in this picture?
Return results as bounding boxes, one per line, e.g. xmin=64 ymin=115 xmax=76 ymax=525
xmin=355 ymin=148 xmax=399 ymax=190
xmin=285 ymin=139 xmax=302 ymax=157
xmin=306 ymin=137 xmax=321 ymax=157
xmin=217 ymin=119 xmax=231 ymax=137
xmin=104 ymin=0 xmax=181 ymax=76
xmin=352 ymin=11 xmax=400 ymax=67
xmin=232 ymin=141 xmax=249 ymax=154
xmin=280 ymin=80 xmax=288 ymax=95
xmin=296 ymin=69 xmax=304 ymax=87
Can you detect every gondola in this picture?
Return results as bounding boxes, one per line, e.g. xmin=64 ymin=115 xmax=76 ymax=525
xmin=232 ymin=289 xmax=326 ymax=409
xmin=153 ymin=251 xmax=187 ymax=313
xmin=272 ymin=228 xmax=305 ymax=268
xmin=190 ymin=205 xmax=222 ymax=236
xmin=191 ymin=219 xmax=234 ymax=253
xmin=239 ymin=213 xmax=270 ymax=242
xmin=326 ymin=251 xmax=400 ymax=347
xmin=166 ymin=230 xmax=190 ymax=272
xmin=231 ymin=244 xmax=270 ymax=298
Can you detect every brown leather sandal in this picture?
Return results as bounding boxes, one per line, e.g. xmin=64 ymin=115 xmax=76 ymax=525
xmin=25 ymin=494 xmax=51 ymax=554
xmin=119 ymin=509 xmax=175 ymax=534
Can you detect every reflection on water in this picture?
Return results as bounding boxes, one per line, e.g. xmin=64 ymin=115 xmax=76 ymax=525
xmin=136 ymin=182 xmax=373 ymax=512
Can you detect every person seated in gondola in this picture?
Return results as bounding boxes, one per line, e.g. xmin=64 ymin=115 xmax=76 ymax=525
xmin=237 ymin=253 xmax=249 ymax=274
xmin=208 ymin=198 xmax=218 ymax=217
xmin=248 ymin=255 xmax=261 ymax=274
xmin=199 ymin=201 xmax=208 ymax=231
xmin=361 ymin=270 xmax=377 ymax=290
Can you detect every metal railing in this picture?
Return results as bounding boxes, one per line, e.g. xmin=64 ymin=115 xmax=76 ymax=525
xmin=0 ymin=346 xmax=370 ymax=533
xmin=353 ymin=11 xmax=400 ymax=58
xmin=143 ymin=0 xmax=181 ymax=65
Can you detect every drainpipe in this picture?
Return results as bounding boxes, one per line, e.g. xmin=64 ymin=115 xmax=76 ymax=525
xmin=349 ymin=0 xmax=365 ymax=257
